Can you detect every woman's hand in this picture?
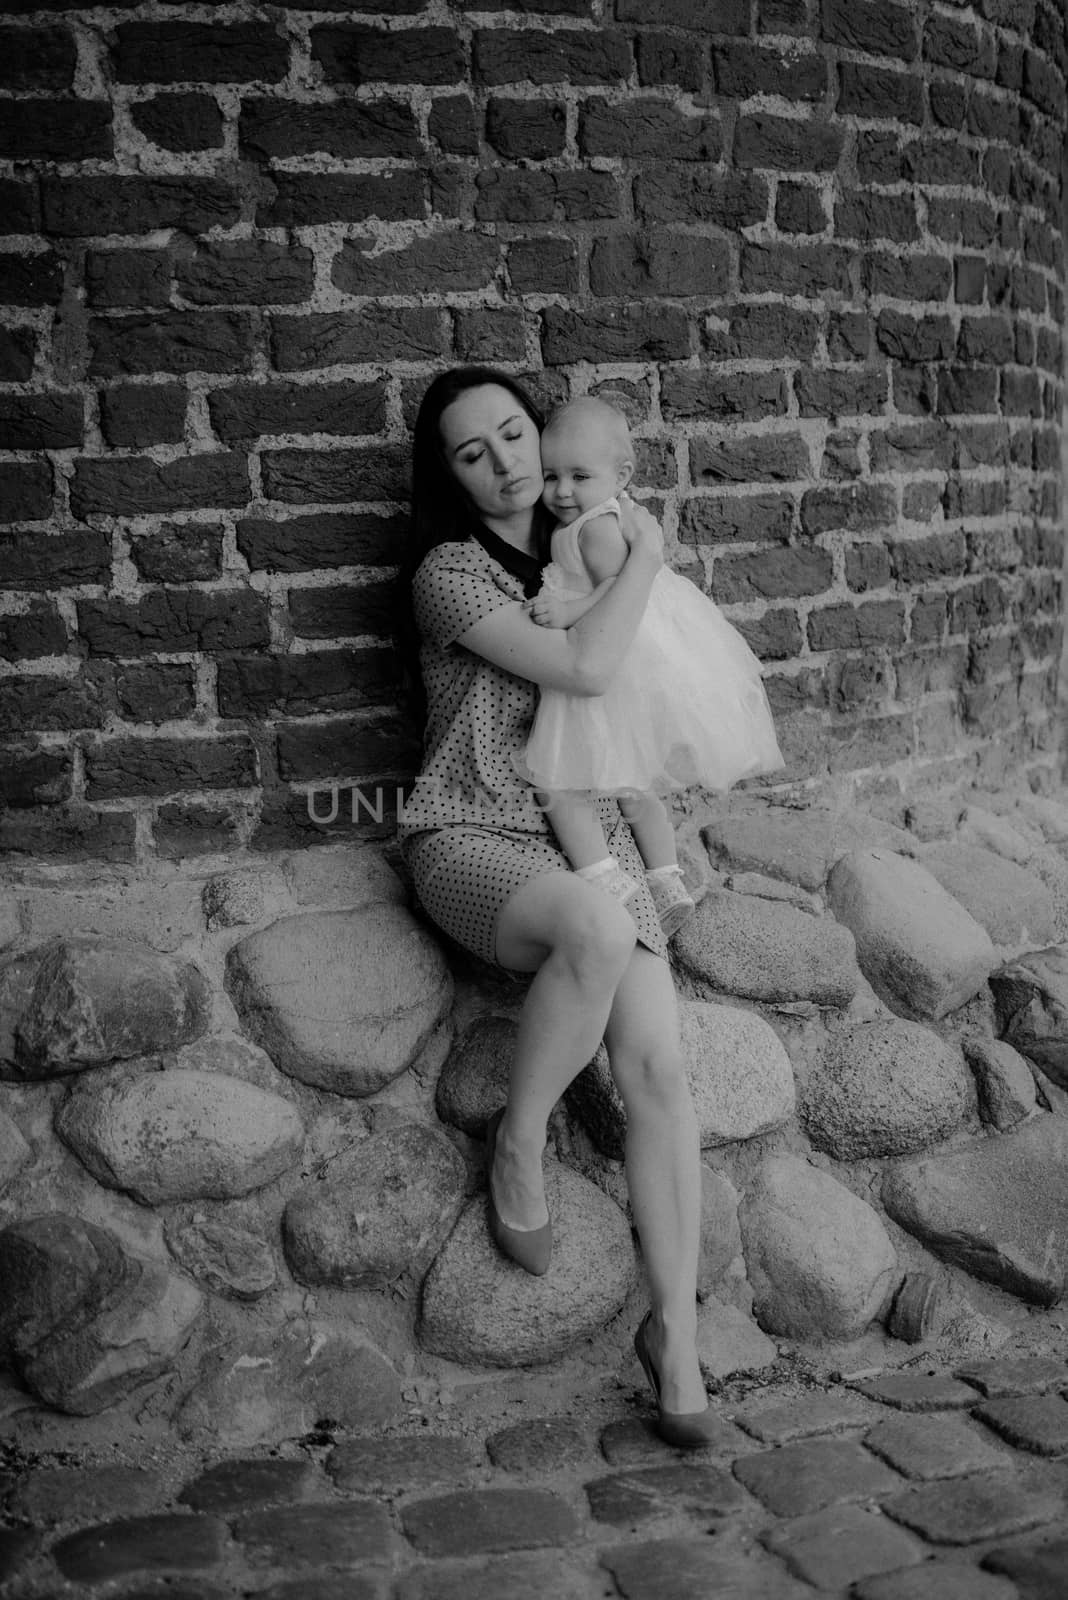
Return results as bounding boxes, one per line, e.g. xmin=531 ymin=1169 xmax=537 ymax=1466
xmin=616 ymin=492 xmax=663 ymax=570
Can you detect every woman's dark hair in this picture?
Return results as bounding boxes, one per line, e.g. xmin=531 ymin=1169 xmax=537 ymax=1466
xmin=397 ymin=366 xmax=551 ymax=728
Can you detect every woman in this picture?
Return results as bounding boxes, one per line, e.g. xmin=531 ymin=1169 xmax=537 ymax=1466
xmin=398 ymin=367 xmax=713 ymax=1445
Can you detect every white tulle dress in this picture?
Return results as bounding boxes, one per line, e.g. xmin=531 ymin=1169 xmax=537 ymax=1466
xmin=521 ymin=498 xmax=783 ymax=794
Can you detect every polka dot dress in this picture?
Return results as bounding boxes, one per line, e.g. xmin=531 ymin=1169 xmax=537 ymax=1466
xmin=398 ymin=539 xmax=668 ymax=969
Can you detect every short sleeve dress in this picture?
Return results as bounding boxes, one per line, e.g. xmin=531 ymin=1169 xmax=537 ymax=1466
xmin=398 ymin=537 xmax=667 ymax=968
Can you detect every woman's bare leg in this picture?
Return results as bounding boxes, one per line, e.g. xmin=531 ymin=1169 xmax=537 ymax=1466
xmin=604 ymin=946 xmax=705 ymax=1413
xmin=490 ymin=872 xmax=637 ymax=1230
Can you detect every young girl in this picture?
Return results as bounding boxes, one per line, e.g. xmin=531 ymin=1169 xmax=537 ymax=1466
xmin=520 ymin=396 xmax=784 ymax=934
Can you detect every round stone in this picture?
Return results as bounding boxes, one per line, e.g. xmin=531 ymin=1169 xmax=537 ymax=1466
xmin=801 ymin=1018 xmax=973 ymax=1159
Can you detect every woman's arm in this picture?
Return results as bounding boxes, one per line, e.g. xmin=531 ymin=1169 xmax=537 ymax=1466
xmin=458 ymin=499 xmax=661 ymax=696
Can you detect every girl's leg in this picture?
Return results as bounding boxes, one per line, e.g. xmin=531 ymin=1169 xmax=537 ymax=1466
xmin=618 ymin=790 xmax=677 ymax=871
xmin=603 ymin=946 xmax=706 ymax=1414
xmin=537 ymin=789 xmax=614 ymax=870
xmin=490 ymin=873 xmax=637 ymax=1230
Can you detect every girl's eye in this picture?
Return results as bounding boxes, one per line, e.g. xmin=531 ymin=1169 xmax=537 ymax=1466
xmin=503 ymin=431 xmax=522 ymax=442
xmin=461 ymin=451 xmax=483 ymax=465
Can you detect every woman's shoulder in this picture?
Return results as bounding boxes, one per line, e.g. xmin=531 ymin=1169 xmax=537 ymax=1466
xmin=416 ymin=539 xmax=490 ymax=575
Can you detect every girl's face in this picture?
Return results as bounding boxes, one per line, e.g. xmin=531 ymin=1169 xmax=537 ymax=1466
xmin=540 ymin=423 xmax=631 ymax=525
xmin=438 ymin=385 xmax=543 ymax=530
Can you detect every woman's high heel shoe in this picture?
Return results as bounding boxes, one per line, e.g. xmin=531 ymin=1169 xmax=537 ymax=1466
xmin=485 ymin=1108 xmax=552 ymax=1276
xmin=633 ymin=1312 xmax=719 ymax=1449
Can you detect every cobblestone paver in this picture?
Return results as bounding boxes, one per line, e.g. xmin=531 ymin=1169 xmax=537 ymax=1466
xmin=2 ymin=1355 xmax=1067 ymax=1599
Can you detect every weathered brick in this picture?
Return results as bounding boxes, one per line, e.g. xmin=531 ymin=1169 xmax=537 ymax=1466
xmin=679 ymin=493 xmax=795 ymax=546
xmin=634 ymin=168 xmax=767 ymax=228
xmin=836 ymin=191 xmax=919 ymax=243
xmin=100 ymin=383 xmax=186 ymax=448
xmin=821 ymin=0 xmax=918 ymax=61
xmin=0 ymin=26 xmax=76 ymax=91
xmin=712 ymin=545 xmax=834 ymax=602
xmin=580 ymin=99 xmax=721 ymax=159
xmin=208 ymin=381 xmax=384 ymax=443
xmin=177 ymin=243 xmax=314 ymax=306
xmin=42 ymin=178 xmax=239 ymax=238
xmin=0 ymin=601 xmax=67 ymax=662
xmin=0 ymin=180 xmax=39 ymax=235
xmin=486 ymin=98 xmax=566 ymax=159
xmin=271 ymin=309 xmax=447 ymax=370
xmin=0 ymin=673 xmax=105 ymax=733
xmin=690 ymin=434 xmax=812 ymax=485
xmin=78 ymin=591 xmax=269 ymax=656
xmin=1 ymin=805 xmax=136 ymax=863
xmin=0 ymin=100 xmax=112 ymax=162
xmin=130 ymin=523 xmax=224 ymax=584
xmin=400 ymin=1488 xmax=579 ymax=1558
xmin=0 ymin=251 xmax=64 ymax=306
xmin=618 ymin=0 xmax=749 ymax=25
xmin=0 ymin=527 xmax=108 ymax=587
xmin=637 ymin=33 xmax=708 ymax=92
xmin=333 ymin=232 xmax=498 ymax=294
xmin=0 ymin=743 xmax=71 ymax=807
xmin=830 ymin=654 xmax=894 ymax=713
xmin=856 ymin=130 xmax=903 ymax=185
xmin=894 ymin=646 xmax=969 ymax=700
xmin=951 ymin=578 xmax=1011 ymax=637
xmin=967 ymin=91 xmax=1020 ymax=142
xmin=734 ymin=112 xmax=842 ymax=170
xmin=130 ymin=93 xmax=224 ymax=152
xmin=929 ymin=79 xmax=968 ymax=130
xmin=115 ymin=662 xmax=197 ymax=723
xmin=741 ymin=242 xmax=851 ymax=295
xmin=85 ymin=737 xmax=258 ymax=800
xmin=541 ymin=305 xmax=691 ymax=364
xmin=85 ymin=249 xmax=171 ymax=309
xmin=1002 ymin=372 xmax=1044 ymax=418
xmin=927 ymin=197 xmax=998 ymax=249
xmin=217 ymin=650 xmax=396 ymax=717
xmin=734 ymin=608 xmax=804 ymax=660
xmin=892 ymin=366 xmax=937 ymax=417
xmin=801 ymin=483 xmax=897 ymax=536
xmin=312 ymin=24 xmax=463 ymax=85
xmin=864 ymin=253 xmax=953 ymax=301
xmin=795 ymin=370 xmax=888 ymax=418
xmin=70 ymin=455 xmax=249 ymax=518
xmin=838 ymin=62 xmax=925 ymax=123
xmin=453 ymin=306 xmax=529 ymax=363
xmin=711 ymin=305 xmax=821 ymax=363
xmin=237 ymin=512 xmax=400 ymax=574
xmin=875 ymin=312 xmax=954 ymax=363
xmin=662 ymin=369 xmax=787 ymax=421
xmin=89 ymin=313 xmax=255 ymax=377
xmin=260 ymin=446 xmax=408 ymax=506
xmin=982 ymin=1538 xmax=1068 ymax=1600
xmin=475 ymin=168 xmax=554 ymax=224
xmin=240 ymin=99 xmax=419 ymax=160
xmin=589 ymin=233 xmax=729 ymax=297
xmin=427 ymin=94 xmax=478 ymax=153
xmin=776 ymin=182 xmax=827 ymax=234
xmin=507 ymin=237 xmax=578 ymax=296
xmin=288 ymin=582 xmax=396 ymax=640
xmin=902 ymin=140 xmax=982 ymax=188
xmin=0 ymin=463 xmax=53 ymax=523
xmin=763 ymin=1502 xmax=925 ymax=1589
xmin=975 ymin=1391 xmax=1068 ymax=1454
xmin=808 ymin=600 xmax=906 ymax=651
xmin=870 ymin=421 xmax=953 ymax=473
xmin=155 ymin=801 xmax=242 ymax=859
xmin=822 ymin=431 xmax=863 ymax=479
xmin=275 ymin=717 xmax=418 ymax=782
xmin=845 ymin=543 xmax=893 ymax=591
xmin=715 ymin=42 xmax=826 ymax=100
xmin=475 ymin=29 xmax=631 ymax=86
xmin=114 ymin=22 xmax=287 ymax=82
xmin=178 ymin=1459 xmax=321 ymax=1513
xmin=0 ymin=392 xmax=83 ymax=451
xmin=944 ymin=479 xmax=1008 ymax=519
xmin=890 ymin=533 xmax=967 ymax=583
xmin=958 ymin=317 xmax=1014 ymax=366
xmin=759 ymin=0 xmax=809 ymax=33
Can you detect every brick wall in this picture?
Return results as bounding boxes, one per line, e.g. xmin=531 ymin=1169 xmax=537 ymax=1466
xmin=1 ymin=0 xmax=1065 ymax=864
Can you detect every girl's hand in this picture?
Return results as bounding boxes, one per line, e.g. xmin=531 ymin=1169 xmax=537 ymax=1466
xmin=617 ymin=492 xmax=663 ymax=569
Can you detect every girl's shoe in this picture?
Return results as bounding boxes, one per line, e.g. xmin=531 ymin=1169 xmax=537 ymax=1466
xmin=485 ymin=1109 xmax=552 ymax=1276
xmin=632 ymin=1312 xmax=719 ymax=1449
xmin=576 ymin=857 xmax=638 ymax=904
xmin=645 ymin=866 xmax=696 ymax=937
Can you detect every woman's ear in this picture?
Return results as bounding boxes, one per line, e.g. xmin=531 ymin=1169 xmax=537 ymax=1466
xmin=617 ymin=458 xmax=635 ymax=491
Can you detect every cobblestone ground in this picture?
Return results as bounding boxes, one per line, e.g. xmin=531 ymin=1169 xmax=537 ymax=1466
xmin=2 ymin=1345 xmax=1067 ymax=1600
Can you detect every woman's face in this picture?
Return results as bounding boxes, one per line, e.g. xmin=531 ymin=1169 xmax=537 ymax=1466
xmin=438 ymin=385 xmax=544 ymax=529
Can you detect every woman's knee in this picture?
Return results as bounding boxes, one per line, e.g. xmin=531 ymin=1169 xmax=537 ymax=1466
xmin=554 ymin=889 xmax=636 ymax=983
xmin=612 ymin=1038 xmax=690 ymax=1113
